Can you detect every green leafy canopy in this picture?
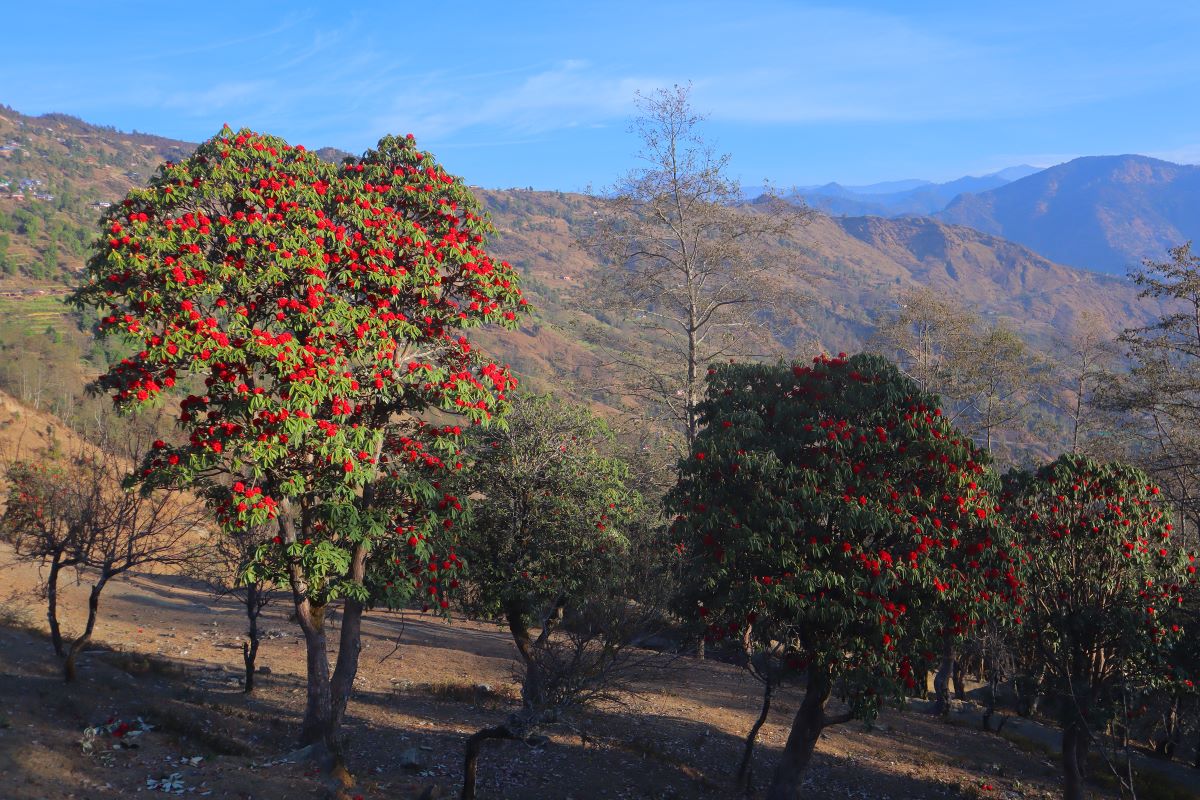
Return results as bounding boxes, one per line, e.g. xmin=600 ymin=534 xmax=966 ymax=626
xmin=670 ymin=354 xmax=1023 ymax=718
xmin=71 ymin=126 xmax=529 ymax=609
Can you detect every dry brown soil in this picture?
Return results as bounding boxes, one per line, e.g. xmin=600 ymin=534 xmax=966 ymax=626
xmin=5 ymin=544 xmax=1194 ymax=800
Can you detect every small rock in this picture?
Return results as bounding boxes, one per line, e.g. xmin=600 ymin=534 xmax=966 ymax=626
xmin=399 ymin=747 xmax=429 ymax=770
xmin=257 ymin=666 xmax=272 ymax=675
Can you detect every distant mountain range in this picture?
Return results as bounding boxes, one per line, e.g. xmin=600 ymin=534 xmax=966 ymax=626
xmin=790 ymin=165 xmax=1043 ymax=217
xmin=789 ymin=154 xmax=1200 ymax=276
xmin=936 ymin=155 xmax=1200 ymax=275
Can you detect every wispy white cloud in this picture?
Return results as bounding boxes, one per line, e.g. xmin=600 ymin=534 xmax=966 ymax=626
xmin=158 ymin=81 xmax=277 ymax=116
xmin=370 ymin=60 xmax=662 ymax=141
xmin=348 ymin=4 xmax=1200 ymax=141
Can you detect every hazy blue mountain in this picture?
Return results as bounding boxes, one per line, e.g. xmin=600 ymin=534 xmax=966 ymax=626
xmin=936 ymin=155 xmax=1200 ymax=275
xmin=791 ymin=166 xmax=1042 ymax=217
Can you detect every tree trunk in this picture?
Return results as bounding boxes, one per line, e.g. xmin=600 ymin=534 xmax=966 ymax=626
xmin=281 ymin=502 xmax=338 ymax=758
xmin=982 ymin=667 xmax=1004 ymax=732
xmin=505 ymin=606 xmax=533 ymax=664
xmin=1061 ymin=718 xmax=1088 ymax=800
xmin=1028 ymin=668 xmax=1045 ymax=716
xmin=462 ymin=724 xmax=515 ymax=800
xmin=329 ymin=540 xmax=369 ymax=724
xmin=64 ymin=578 xmax=106 ymax=682
xmin=296 ymin=599 xmax=334 ymax=751
xmin=46 ymin=554 xmax=65 ymax=658
xmin=242 ymin=582 xmax=260 ymax=694
xmin=737 ymin=680 xmax=773 ymax=793
xmin=1154 ymin=693 xmax=1182 ymax=760
xmin=330 ymin=596 xmax=365 ymax=733
xmin=932 ymin=636 xmax=954 ymax=716
xmin=241 ymin=639 xmax=258 ymax=693
xmin=952 ymin=658 xmax=967 ymax=701
xmin=766 ymin=665 xmax=835 ymax=800
xmin=1015 ymin=667 xmax=1043 ymax=717
xmin=505 ymin=605 xmax=560 ymax=710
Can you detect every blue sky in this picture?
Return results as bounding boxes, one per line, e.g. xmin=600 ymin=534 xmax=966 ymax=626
xmin=5 ymin=1 xmax=1200 ymax=190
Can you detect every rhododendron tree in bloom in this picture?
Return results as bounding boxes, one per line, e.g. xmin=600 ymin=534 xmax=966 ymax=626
xmin=669 ymin=354 xmax=1022 ymax=800
xmin=1001 ymin=455 xmax=1193 ymax=800
xmin=70 ymin=127 xmax=526 ymax=762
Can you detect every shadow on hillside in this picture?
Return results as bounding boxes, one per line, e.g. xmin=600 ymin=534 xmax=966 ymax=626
xmin=120 ymin=571 xmax=524 ymax=661
xmin=341 ymin=691 xmax=990 ymax=799
xmin=12 ymin=618 xmax=1200 ymax=800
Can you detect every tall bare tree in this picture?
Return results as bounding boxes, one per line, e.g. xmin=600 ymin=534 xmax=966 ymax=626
xmin=585 ymin=83 xmax=810 ymax=455
xmin=955 ymin=322 xmax=1046 ymax=460
xmin=1043 ymin=312 xmax=1124 ymax=457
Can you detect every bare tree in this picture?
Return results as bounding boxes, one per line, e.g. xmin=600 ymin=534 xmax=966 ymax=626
xmin=187 ymin=524 xmax=280 ymax=693
xmin=2 ymin=452 xmax=206 ymax=681
xmin=1044 ymin=312 xmax=1124 ymax=457
xmin=954 ymin=322 xmax=1046 ymax=460
xmin=584 ymin=83 xmax=811 ymax=456
xmin=874 ymin=286 xmax=985 ymax=392
xmin=872 ymin=287 xmax=1044 ymax=463
xmin=1 ymin=461 xmax=89 ymax=657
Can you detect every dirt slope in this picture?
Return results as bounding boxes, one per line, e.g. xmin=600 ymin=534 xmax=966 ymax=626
xmin=4 ymin=542 xmax=1193 ymax=800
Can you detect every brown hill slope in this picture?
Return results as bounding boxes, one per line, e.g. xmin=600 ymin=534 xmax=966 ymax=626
xmin=0 ymin=387 xmax=104 ymax=466
xmin=0 ymin=106 xmax=1170 ymax=430
xmin=473 ymin=189 xmax=1162 ymax=377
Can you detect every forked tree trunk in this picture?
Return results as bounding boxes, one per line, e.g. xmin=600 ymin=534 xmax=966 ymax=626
xmin=1154 ymin=694 xmax=1182 ymax=759
xmin=737 ymin=679 xmax=773 ymax=793
xmin=1018 ymin=667 xmax=1045 ymax=717
xmin=46 ymin=554 xmax=66 ymax=657
xmin=64 ymin=578 xmax=107 ymax=682
xmin=464 ymin=600 xmax=559 ymax=800
xmin=504 ymin=600 xmax=564 ymax=708
xmin=282 ymin=520 xmax=367 ymax=783
xmin=766 ymin=665 xmax=839 ymax=800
